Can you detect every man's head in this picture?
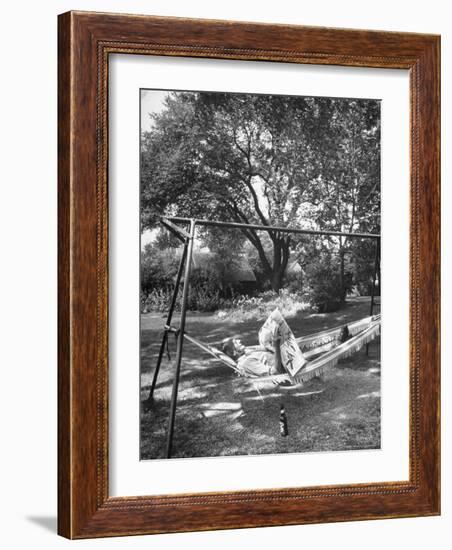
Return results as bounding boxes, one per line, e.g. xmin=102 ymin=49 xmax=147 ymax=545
xmin=221 ymin=338 xmax=245 ymax=360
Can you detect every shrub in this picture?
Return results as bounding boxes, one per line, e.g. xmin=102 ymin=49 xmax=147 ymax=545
xmin=140 ymin=245 xmax=180 ymax=295
xmin=304 ymin=256 xmax=343 ymax=312
xmin=142 ymin=287 xmax=178 ymax=313
xmin=141 ymin=282 xmax=224 ymax=314
xmin=140 ymin=290 xmax=148 ymax=313
xmin=189 ymin=287 xmax=223 ymax=312
xmin=217 ymin=289 xmax=310 ymax=321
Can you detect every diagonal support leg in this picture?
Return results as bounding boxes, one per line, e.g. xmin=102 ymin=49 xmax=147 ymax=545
xmin=165 ymin=219 xmax=196 ymax=458
xmin=144 ymin=240 xmax=188 ymax=407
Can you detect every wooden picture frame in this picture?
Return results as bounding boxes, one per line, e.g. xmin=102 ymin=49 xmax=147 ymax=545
xmin=58 ymin=11 xmax=440 ymax=539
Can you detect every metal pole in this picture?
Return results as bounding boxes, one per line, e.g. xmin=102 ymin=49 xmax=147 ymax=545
xmin=167 ymin=216 xmax=380 ymax=240
xmin=366 ymin=241 xmax=380 ymax=355
xmin=161 ymin=217 xmax=191 ymax=241
xmin=165 ymin=219 xmax=196 ymax=458
xmin=369 ymin=241 xmax=380 ymax=317
xmin=145 ymin=241 xmax=188 ymax=405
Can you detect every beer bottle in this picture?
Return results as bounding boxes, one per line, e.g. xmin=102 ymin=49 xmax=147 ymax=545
xmin=280 ymin=403 xmax=288 ymax=437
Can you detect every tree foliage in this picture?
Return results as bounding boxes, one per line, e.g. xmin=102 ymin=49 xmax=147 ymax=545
xmin=141 ymin=91 xmax=380 ymax=293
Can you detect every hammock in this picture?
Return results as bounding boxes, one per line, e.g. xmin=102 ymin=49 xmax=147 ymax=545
xmin=296 ymin=314 xmax=381 ymax=350
xmin=275 ymin=319 xmax=380 ymax=385
xmin=180 ymin=313 xmax=381 ymax=386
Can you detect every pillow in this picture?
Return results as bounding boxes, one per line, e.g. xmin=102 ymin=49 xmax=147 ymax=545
xmin=258 ymin=309 xmax=307 ymax=376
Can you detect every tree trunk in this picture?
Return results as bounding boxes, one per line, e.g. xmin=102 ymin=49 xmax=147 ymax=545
xmin=270 ymin=237 xmax=291 ymax=292
xmin=271 ymin=268 xmax=284 ymax=291
xmin=237 ymin=221 xmax=291 ymax=292
xmin=297 ymin=261 xmax=303 ymax=291
xmin=339 ymin=247 xmax=346 ymax=304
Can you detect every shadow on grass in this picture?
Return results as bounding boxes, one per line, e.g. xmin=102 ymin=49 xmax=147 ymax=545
xmin=140 ymin=299 xmax=381 ymax=459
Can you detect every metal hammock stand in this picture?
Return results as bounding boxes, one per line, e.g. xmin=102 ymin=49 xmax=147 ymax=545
xmin=144 ymin=216 xmax=381 ymax=458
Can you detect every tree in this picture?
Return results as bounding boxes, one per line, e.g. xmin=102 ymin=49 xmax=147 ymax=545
xmin=321 ymin=99 xmax=380 ymax=301
xmin=289 ymin=99 xmax=380 ymax=301
xmin=141 ymin=91 xmax=380 ymax=292
xmin=140 ymin=243 xmax=180 ymax=294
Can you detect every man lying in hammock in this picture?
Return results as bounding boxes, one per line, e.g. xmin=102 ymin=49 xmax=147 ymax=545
xmin=185 ymin=308 xmax=377 ymax=386
xmin=221 ymin=309 xmax=309 ymax=378
xmin=221 ymin=337 xmax=280 ymax=377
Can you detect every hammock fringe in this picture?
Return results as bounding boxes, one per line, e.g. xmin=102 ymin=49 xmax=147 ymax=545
xmin=297 ymin=314 xmax=380 ymax=351
xmin=291 ymin=324 xmax=380 ymax=385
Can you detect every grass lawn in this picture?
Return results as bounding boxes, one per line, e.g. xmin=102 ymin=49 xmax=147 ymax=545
xmin=140 ymin=297 xmax=381 ymax=460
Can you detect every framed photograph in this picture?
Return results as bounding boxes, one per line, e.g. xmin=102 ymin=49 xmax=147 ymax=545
xmin=58 ymin=11 xmax=440 ymax=538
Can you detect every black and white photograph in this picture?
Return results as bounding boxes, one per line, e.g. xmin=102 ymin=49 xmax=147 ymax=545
xmin=139 ymin=88 xmax=381 ymax=460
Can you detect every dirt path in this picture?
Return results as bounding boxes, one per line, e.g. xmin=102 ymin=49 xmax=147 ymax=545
xmin=140 ymin=298 xmax=380 ymax=459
